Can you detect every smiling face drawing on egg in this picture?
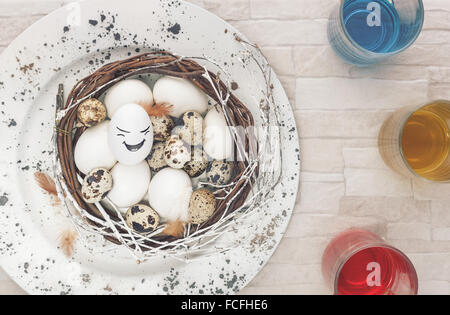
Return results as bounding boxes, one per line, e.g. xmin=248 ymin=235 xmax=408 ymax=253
xmin=108 ymin=104 xmax=154 ymax=166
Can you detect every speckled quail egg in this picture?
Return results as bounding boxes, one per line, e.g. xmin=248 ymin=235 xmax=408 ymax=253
xmin=81 ymin=168 xmax=113 ymax=204
xmin=188 ymin=189 xmax=216 ymax=225
xmin=146 ymin=142 xmax=167 ymax=172
xmin=125 ymin=204 xmax=160 ymax=234
xmin=183 ymin=147 xmax=208 ymax=178
xmin=176 ymin=111 xmax=203 ymax=146
xmin=150 ymin=115 xmax=174 ymax=141
xmin=164 ymin=135 xmax=191 ymax=169
xmin=77 ymin=98 xmax=107 ymax=127
xmin=206 ymin=161 xmax=235 ymax=186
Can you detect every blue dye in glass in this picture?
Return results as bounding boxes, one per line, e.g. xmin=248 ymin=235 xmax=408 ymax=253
xmin=343 ymin=0 xmax=400 ymax=53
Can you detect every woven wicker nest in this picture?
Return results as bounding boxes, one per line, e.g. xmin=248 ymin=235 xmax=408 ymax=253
xmin=55 ymin=51 xmax=259 ymax=254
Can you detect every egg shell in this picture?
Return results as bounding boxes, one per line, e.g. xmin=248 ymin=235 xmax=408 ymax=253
xmin=176 ymin=111 xmax=203 ymax=146
xmin=164 ymin=135 xmax=191 ymax=169
xmin=146 ymin=142 xmax=167 ymax=172
xmin=153 ymin=76 xmax=208 ymax=117
xmin=206 ymin=160 xmax=235 ymax=186
xmin=183 ymin=147 xmax=208 ymax=178
xmin=150 ymin=115 xmax=174 ymax=141
xmin=147 ymin=168 xmax=193 ymax=222
xmin=104 ymin=79 xmax=154 ymax=118
xmin=203 ymin=106 xmax=234 ymax=160
xmin=125 ymin=204 xmax=160 ymax=234
xmin=188 ymin=189 xmax=216 ymax=225
xmin=77 ymin=98 xmax=107 ymax=127
xmin=74 ymin=121 xmax=117 ymax=175
xmin=108 ymin=104 xmax=154 ymax=166
xmin=108 ymin=161 xmax=151 ymax=209
xmin=81 ymin=168 xmax=113 ymax=204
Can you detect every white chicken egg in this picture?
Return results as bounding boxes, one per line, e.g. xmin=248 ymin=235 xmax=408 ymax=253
xmin=108 ymin=103 xmax=154 ymax=166
xmin=108 ymin=161 xmax=151 ymax=209
xmin=203 ymin=105 xmax=234 ymax=160
xmin=153 ymin=76 xmax=208 ymax=118
xmin=147 ymin=168 xmax=193 ymax=222
xmin=104 ymin=79 xmax=154 ymax=118
xmin=74 ymin=121 xmax=117 ymax=174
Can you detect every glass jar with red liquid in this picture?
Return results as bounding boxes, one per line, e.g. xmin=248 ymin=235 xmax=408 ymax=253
xmin=322 ymin=229 xmax=418 ymax=295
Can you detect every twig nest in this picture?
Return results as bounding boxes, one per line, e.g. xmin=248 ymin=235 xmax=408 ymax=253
xmin=206 ymin=160 xmax=235 ymax=185
xmin=74 ymin=121 xmax=117 ymax=174
xmin=150 ymin=115 xmax=174 ymax=141
xmin=153 ymin=76 xmax=208 ymax=117
xmin=104 ymin=79 xmax=154 ymax=118
xmin=176 ymin=111 xmax=203 ymax=146
xmin=108 ymin=161 xmax=151 ymax=209
xmin=81 ymin=168 xmax=113 ymax=204
xmin=164 ymin=135 xmax=191 ymax=169
xmin=148 ymin=168 xmax=193 ymax=222
xmin=125 ymin=204 xmax=160 ymax=234
xmin=203 ymin=105 xmax=234 ymax=160
xmin=77 ymin=98 xmax=107 ymax=127
xmin=188 ymin=189 xmax=216 ymax=225
xmin=146 ymin=142 xmax=167 ymax=172
xmin=183 ymin=147 xmax=208 ymax=178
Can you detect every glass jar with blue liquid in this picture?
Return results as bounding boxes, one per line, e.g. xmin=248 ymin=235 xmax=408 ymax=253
xmin=328 ymin=0 xmax=424 ymax=66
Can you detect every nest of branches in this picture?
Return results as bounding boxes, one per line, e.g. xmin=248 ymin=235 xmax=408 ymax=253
xmin=53 ymin=51 xmax=268 ymax=260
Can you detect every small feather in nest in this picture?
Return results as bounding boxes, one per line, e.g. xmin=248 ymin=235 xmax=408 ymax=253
xmin=34 ymin=172 xmax=58 ymax=196
xmin=143 ymin=102 xmax=173 ymax=117
xmin=58 ymin=228 xmax=78 ymax=258
xmin=162 ymin=220 xmax=185 ymax=238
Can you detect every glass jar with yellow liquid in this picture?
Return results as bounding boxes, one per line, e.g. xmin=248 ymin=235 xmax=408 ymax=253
xmin=379 ymin=101 xmax=450 ymax=182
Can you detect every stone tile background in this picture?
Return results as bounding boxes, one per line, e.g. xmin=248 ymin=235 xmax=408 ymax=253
xmin=1 ymin=0 xmax=450 ymax=295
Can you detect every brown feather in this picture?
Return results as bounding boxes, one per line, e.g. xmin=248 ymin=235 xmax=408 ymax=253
xmin=58 ymin=229 xmax=78 ymax=258
xmin=162 ymin=220 xmax=185 ymax=238
xmin=145 ymin=102 xmax=173 ymax=117
xmin=34 ymin=172 xmax=58 ymax=196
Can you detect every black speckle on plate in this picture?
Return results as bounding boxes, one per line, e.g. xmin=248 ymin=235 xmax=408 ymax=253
xmin=0 ymin=194 xmax=8 ymax=206
xmin=167 ymin=23 xmax=181 ymax=35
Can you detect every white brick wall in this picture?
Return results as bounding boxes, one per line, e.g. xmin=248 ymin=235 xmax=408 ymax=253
xmin=1 ymin=0 xmax=450 ymax=295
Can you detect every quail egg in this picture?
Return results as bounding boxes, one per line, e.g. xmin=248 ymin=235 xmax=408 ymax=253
xmin=188 ymin=188 xmax=216 ymax=225
xmin=81 ymin=168 xmax=113 ymax=204
xmin=150 ymin=115 xmax=174 ymax=141
xmin=176 ymin=111 xmax=203 ymax=146
xmin=164 ymin=135 xmax=191 ymax=169
xmin=125 ymin=204 xmax=160 ymax=234
xmin=77 ymin=98 xmax=107 ymax=127
xmin=183 ymin=147 xmax=208 ymax=178
xmin=147 ymin=142 xmax=167 ymax=172
xmin=206 ymin=161 xmax=235 ymax=186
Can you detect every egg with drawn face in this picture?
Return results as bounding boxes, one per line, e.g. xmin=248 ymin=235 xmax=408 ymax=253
xmin=108 ymin=104 xmax=154 ymax=165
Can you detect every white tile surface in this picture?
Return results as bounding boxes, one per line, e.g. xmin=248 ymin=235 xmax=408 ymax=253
xmin=2 ymin=0 xmax=450 ymax=295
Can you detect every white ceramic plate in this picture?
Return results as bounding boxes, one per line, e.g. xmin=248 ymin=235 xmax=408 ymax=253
xmin=0 ymin=0 xmax=300 ymax=295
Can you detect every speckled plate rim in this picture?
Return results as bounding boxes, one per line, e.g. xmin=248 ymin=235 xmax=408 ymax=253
xmin=0 ymin=0 xmax=300 ymax=295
